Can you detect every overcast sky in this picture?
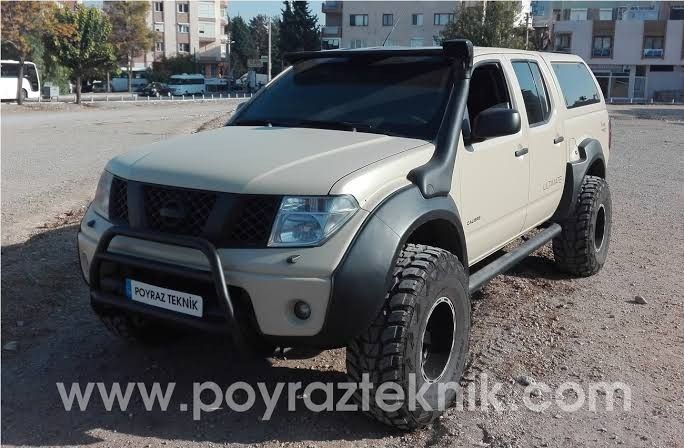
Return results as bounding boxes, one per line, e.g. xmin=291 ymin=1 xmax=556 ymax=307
xmin=229 ymin=1 xmax=325 ymax=23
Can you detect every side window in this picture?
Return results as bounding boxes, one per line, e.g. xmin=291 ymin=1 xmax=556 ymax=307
xmin=466 ymin=63 xmax=511 ymax=124
xmin=551 ymin=62 xmax=601 ymax=108
xmin=511 ymin=61 xmax=551 ymax=125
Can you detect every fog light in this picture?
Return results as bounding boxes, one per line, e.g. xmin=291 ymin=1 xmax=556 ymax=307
xmin=293 ymin=301 xmax=311 ymax=320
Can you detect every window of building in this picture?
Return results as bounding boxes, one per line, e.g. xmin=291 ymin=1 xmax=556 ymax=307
xmin=409 ymin=37 xmax=424 ymax=47
xmin=155 ymin=41 xmax=165 ymax=52
xmin=178 ymin=43 xmax=190 ymax=53
xmin=383 ymin=39 xmax=398 ymax=47
xmin=569 ymin=8 xmax=587 ymax=20
xmin=350 ymin=39 xmax=367 ymax=49
xmin=177 ymin=3 xmax=189 ymax=13
xmin=592 ymin=36 xmax=612 ymax=58
xmin=198 ymin=1 xmax=215 ymax=18
xmin=198 ymin=22 xmax=215 ymax=38
xmin=154 ymin=2 xmax=163 ymax=12
xmin=321 ymin=38 xmax=341 ymax=50
xmin=650 ymin=65 xmax=674 ymax=72
xmin=643 ymin=36 xmax=664 ymax=58
xmin=350 ymin=14 xmax=368 ymax=26
xmin=599 ymin=8 xmax=613 ymax=20
xmin=411 ymin=13 xmax=424 ymax=26
xmin=554 ymin=33 xmax=571 ymax=52
xmin=178 ymin=24 xmax=189 ymax=33
xmin=382 ymin=14 xmax=393 ymax=26
xmin=512 ymin=61 xmax=551 ymax=125
xmin=671 ymin=6 xmax=684 ymax=20
xmin=154 ymin=22 xmax=164 ymax=32
xmin=551 ymin=62 xmax=601 ymax=108
xmin=434 ymin=13 xmax=454 ymax=25
xmin=553 ymin=8 xmax=561 ymax=20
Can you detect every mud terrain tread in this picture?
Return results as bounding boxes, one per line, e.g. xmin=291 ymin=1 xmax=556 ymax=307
xmin=553 ymin=175 xmax=610 ymax=276
xmin=346 ymin=243 xmax=465 ymax=430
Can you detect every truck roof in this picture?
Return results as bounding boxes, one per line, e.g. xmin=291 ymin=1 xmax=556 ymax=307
xmin=286 ymin=46 xmax=586 ymax=65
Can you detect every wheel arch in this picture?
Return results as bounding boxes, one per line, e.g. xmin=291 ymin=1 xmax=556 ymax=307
xmin=552 ymin=138 xmax=606 ymax=221
xmin=298 ymin=186 xmax=468 ymax=349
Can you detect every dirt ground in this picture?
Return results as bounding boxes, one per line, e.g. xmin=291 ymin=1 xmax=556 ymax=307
xmin=1 ymin=105 xmax=683 ymax=448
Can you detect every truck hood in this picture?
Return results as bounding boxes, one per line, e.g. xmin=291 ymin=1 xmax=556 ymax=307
xmin=107 ymin=125 xmax=429 ymax=195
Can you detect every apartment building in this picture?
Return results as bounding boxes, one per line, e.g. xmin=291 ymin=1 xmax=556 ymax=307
xmin=126 ymin=1 xmax=229 ymax=78
xmin=321 ymin=1 xmax=460 ymax=50
xmin=532 ymin=1 xmax=684 ymax=101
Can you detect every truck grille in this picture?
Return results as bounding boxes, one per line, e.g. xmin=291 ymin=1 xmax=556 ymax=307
xmin=108 ymin=178 xmax=281 ymax=247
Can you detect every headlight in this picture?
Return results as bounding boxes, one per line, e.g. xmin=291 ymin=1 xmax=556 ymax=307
xmin=268 ymin=196 xmax=358 ymax=247
xmin=92 ymin=171 xmax=113 ymax=219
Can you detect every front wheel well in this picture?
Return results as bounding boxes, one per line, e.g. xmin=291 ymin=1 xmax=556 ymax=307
xmin=405 ymin=219 xmax=465 ymax=264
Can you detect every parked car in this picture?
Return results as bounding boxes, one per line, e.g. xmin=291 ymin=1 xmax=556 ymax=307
xmin=138 ymin=82 xmax=171 ymax=97
xmin=79 ymin=41 xmax=612 ymax=430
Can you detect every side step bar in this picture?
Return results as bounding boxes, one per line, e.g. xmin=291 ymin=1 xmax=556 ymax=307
xmin=468 ymin=224 xmax=562 ymax=294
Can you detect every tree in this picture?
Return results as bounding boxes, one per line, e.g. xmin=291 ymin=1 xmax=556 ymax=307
xmin=279 ymin=1 xmax=319 ymax=57
xmin=229 ymin=16 xmax=255 ymax=78
xmin=441 ymin=2 xmax=525 ymax=49
xmin=0 ymin=1 xmax=59 ymax=104
xmin=45 ymin=5 xmax=116 ymax=104
xmin=147 ymin=54 xmax=195 ymax=82
xmin=106 ymin=1 xmax=155 ymax=93
xmin=249 ymin=14 xmax=281 ymax=75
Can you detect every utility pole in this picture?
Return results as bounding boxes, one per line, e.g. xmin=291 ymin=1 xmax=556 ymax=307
xmin=525 ymin=13 xmax=531 ymax=50
xmin=268 ymin=16 xmax=272 ymax=82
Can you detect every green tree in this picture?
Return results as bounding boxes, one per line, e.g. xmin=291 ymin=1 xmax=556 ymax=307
xmin=0 ymin=1 xmax=60 ymax=104
xmin=106 ymin=1 xmax=155 ymax=93
xmin=45 ymin=5 xmax=116 ymax=104
xmin=441 ymin=2 xmax=525 ymax=49
xmin=229 ymin=16 xmax=255 ymax=78
xmin=249 ymin=14 xmax=281 ymax=75
xmin=279 ymin=1 xmax=319 ymax=56
xmin=147 ymin=54 xmax=196 ymax=82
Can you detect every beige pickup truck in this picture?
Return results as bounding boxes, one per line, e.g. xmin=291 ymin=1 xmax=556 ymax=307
xmin=78 ymin=40 xmax=612 ymax=429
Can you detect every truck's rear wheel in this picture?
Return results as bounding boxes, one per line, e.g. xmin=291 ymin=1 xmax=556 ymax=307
xmin=346 ymin=244 xmax=470 ymax=430
xmin=553 ymin=175 xmax=612 ymax=276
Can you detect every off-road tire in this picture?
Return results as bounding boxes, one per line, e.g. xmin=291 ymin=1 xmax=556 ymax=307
xmin=96 ymin=309 xmax=183 ymax=345
xmin=553 ymin=175 xmax=612 ymax=276
xmin=346 ymin=244 xmax=470 ymax=430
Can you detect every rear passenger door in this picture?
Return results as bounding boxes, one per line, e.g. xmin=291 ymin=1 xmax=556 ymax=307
xmin=508 ymin=56 xmax=566 ymax=230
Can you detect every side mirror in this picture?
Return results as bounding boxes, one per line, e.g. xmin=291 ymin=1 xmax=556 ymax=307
xmin=472 ymin=108 xmax=521 ymax=140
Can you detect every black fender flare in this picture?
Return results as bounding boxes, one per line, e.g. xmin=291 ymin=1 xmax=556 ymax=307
xmin=304 ymin=186 xmax=468 ymax=348
xmin=552 ymin=138 xmax=606 ymax=221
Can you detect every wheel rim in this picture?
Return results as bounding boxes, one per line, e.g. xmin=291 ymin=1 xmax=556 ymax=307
xmin=420 ymin=297 xmax=456 ymax=383
xmin=594 ymin=204 xmax=606 ymax=252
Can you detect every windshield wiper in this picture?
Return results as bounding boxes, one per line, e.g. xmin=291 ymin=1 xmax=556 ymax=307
xmin=232 ymin=119 xmax=296 ymax=127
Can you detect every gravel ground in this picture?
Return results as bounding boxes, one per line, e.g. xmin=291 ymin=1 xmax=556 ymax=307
xmin=1 ymin=104 xmax=683 ymax=448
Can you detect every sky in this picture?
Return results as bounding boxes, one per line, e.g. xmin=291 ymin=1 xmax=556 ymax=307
xmin=229 ymin=1 xmax=325 ymax=23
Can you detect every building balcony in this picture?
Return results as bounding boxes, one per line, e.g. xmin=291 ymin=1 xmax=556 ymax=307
xmin=643 ymin=48 xmax=664 ymax=58
xmin=322 ymin=26 xmax=341 ymax=37
xmin=322 ymin=1 xmax=342 ymax=14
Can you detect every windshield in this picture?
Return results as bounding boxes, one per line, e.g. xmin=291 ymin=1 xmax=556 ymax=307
xmin=233 ymin=55 xmax=453 ymax=141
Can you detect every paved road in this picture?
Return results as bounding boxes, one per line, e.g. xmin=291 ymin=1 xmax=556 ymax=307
xmin=1 ymin=101 xmax=240 ymax=245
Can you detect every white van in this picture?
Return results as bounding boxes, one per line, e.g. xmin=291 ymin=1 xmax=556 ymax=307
xmin=167 ymin=74 xmax=206 ymax=96
xmin=0 ymin=60 xmax=41 ymax=101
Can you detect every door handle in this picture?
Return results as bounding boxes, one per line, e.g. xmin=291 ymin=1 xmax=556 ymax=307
xmin=514 ymin=147 xmax=529 ymax=157
xmin=554 ymin=136 xmax=565 ymax=144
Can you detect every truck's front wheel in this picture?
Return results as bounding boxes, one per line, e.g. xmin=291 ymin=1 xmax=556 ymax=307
xmin=346 ymin=244 xmax=470 ymax=430
xmin=553 ymin=175 xmax=612 ymax=276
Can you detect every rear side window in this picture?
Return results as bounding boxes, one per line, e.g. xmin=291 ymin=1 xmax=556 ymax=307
xmin=512 ymin=61 xmax=551 ymax=125
xmin=551 ymin=62 xmax=601 ymax=109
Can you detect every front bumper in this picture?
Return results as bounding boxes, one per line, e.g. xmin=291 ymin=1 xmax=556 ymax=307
xmin=78 ymin=205 xmax=368 ymax=341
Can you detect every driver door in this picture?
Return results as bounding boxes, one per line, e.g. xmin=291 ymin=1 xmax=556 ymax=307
xmin=455 ymin=60 xmax=530 ymax=265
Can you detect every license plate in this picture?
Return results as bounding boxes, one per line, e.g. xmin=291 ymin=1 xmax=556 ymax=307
xmin=125 ymin=279 xmax=203 ymax=317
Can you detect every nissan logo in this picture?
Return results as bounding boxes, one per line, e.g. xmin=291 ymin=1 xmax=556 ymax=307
xmin=158 ymin=199 xmax=186 ymax=227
